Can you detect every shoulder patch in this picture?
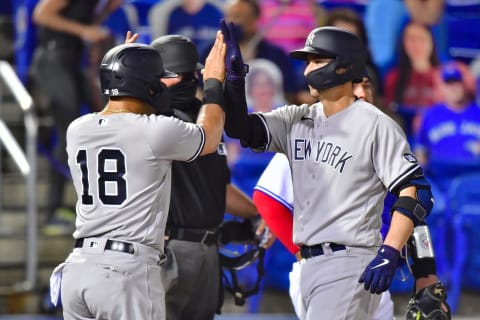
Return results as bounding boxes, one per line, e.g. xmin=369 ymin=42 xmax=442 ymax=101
xmin=403 ymin=153 xmax=417 ymax=163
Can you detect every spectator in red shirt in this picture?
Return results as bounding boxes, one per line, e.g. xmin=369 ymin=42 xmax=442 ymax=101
xmin=384 ymin=21 xmax=441 ymax=141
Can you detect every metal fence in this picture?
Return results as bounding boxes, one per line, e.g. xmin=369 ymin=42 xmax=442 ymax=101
xmin=0 ymin=60 xmax=38 ymax=293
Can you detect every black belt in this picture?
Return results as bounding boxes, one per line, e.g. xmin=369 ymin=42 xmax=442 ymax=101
xmin=74 ymin=238 xmax=135 ymax=255
xmin=300 ymin=243 xmax=346 ymax=259
xmin=166 ymin=227 xmax=218 ymax=245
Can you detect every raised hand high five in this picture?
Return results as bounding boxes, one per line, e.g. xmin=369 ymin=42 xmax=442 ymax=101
xmin=220 ymin=19 xmax=248 ymax=81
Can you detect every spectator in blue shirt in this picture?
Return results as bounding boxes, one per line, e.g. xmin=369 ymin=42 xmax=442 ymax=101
xmin=414 ymin=62 xmax=480 ymax=193
xmin=148 ymin=0 xmax=224 ymax=56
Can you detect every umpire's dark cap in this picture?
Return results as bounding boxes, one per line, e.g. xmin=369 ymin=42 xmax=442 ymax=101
xmin=151 ymin=35 xmax=204 ymax=74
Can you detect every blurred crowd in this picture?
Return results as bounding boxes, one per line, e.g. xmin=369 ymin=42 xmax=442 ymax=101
xmin=0 ymin=0 xmax=480 ymax=313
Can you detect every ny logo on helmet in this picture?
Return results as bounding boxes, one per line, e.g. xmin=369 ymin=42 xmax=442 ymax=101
xmin=306 ymin=32 xmax=315 ymax=47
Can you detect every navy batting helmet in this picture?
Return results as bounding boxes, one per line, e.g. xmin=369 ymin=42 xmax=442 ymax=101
xmin=150 ymin=35 xmax=204 ymax=74
xmin=99 ymin=43 xmax=176 ymax=111
xmin=290 ymin=26 xmax=367 ymax=90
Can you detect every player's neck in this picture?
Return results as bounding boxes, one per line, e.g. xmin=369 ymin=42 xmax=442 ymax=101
xmin=101 ymin=98 xmax=155 ymax=115
xmin=318 ymin=84 xmax=356 ymax=117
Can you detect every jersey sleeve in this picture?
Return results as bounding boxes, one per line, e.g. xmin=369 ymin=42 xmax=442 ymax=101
xmin=145 ymin=115 xmax=205 ymax=162
xmin=373 ymin=114 xmax=420 ymax=192
xmin=260 ymin=104 xmax=307 ymax=154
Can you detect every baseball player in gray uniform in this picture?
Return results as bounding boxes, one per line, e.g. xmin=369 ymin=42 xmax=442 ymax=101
xmin=221 ymin=22 xmax=435 ymax=320
xmin=49 ymin=33 xmax=228 ymax=320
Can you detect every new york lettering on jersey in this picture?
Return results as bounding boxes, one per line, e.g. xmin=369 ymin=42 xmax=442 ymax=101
xmin=293 ymin=138 xmax=353 ymax=173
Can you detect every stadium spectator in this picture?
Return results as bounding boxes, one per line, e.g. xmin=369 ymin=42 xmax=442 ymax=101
xmin=257 ymin=0 xmax=318 ymax=95
xmin=325 ymin=7 xmax=383 ymax=102
xmin=30 ymin=0 xmax=120 ymax=235
xmin=414 ymin=62 xmax=480 ymax=194
xmin=148 ymin=0 xmax=224 ymax=56
xmin=365 ymin=0 xmax=448 ymax=77
xmin=413 ymin=61 xmax=480 ymax=311
xmin=384 ymin=21 xmax=442 ymax=142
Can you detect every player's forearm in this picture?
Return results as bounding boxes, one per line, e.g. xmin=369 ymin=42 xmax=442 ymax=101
xmin=199 ymin=31 xmax=226 ymax=155
xmin=225 ymin=184 xmax=258 ymax=218
xmin=383 ymin=212 xmax=414 ymax=250
xmin=196 ymin=103 xmax=225 ymax=156
xmin=383 ymin=186 xmax=416 ymax=250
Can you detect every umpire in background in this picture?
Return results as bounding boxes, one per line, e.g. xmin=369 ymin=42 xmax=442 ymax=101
xmin=148 ymin=34 xmax=272 ymax=320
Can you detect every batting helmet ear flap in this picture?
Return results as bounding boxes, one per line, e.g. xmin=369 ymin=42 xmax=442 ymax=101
xmin=218 ymin=219 xmax=266 ymax=306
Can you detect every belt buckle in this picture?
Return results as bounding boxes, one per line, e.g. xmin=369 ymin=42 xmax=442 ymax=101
xmin=201 ymin=230 xmax=215 ymax=244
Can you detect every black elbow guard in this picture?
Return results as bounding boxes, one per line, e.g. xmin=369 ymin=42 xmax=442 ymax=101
xmin=391 ymin=168 xmax=434 ymax=225
xmin=391 ymin=197 xmax=428 ymax=225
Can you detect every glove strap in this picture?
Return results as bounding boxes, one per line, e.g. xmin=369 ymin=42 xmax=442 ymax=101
xmin=227 ymin=63 xmax=249 ymax=81
xmin=379 ymin=244 xmax=400 ymax=265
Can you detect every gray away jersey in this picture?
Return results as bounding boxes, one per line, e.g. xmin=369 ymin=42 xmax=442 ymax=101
xmin=260 ymin=99 xmax=420 ymax=247
xmin=66 ymin=113 xmax=205 ymax=250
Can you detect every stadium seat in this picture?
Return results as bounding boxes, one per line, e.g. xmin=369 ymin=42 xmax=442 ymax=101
xmin=445 ymin=173 xmax=480 ymax=313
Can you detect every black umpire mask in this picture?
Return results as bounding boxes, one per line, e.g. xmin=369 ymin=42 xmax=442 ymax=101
xmin=168 ymin=75 xmax=199 ymax=110
xmin=151 ymin=82 xmax=173 ymax=116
